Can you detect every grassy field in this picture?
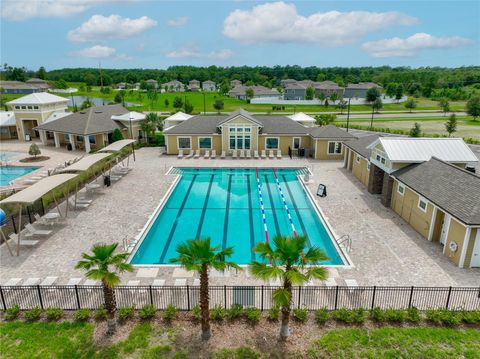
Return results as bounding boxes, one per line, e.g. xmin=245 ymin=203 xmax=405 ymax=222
xmin=1 ymin=321 xmax=479 ymax=358
xmin=338 ymin=116 xmax=480 ymax=140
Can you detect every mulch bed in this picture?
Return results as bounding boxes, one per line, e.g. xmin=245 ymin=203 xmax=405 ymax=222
xmin=19 ymin=156 xmax=50 ymax=163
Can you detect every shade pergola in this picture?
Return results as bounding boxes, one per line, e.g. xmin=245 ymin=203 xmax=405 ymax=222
xmin=59 ymin=153 xmax=111 ymax=173
xmin=98 ymin=139 xmax=135 ymax=153
xmin=0 ymin=174 xmax=78 ymax=256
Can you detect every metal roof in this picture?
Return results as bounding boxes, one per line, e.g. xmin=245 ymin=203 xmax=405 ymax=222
xmin=7 ymin=93 xmax=68 ymax=105
xmin=367 ymin=137 xmax=478 ymax=163
xmin=59 ymin=153 xmax=111 ymax=173
xmin=287 ymin=112 xmax=316 ymax=123
xmin=164 ymin=111 xmax=194 ymax=122
xmin=111 ymin=111 xmax=146 ymax=122
xmin=98 ymin=139 xmax=135 ymax=153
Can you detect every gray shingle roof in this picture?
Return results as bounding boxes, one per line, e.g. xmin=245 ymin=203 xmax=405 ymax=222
xmin=218 ymin=108 xmax=262 ymax=126
xmin=163 ymin=116 xmax=222 ymax=134
xmin=392 ymin=157 xmax=480 ymax=225
xmin=309 ymin=125 xmax=356 ymax=139
xmin=343 ymin=134 xmax=380 ymax=158
xmin=35 ymin=104 xmax=128 ymax=135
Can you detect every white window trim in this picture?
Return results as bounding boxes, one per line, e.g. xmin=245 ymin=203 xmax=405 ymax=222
xmin=397 ymin=183 xmax=405 ymax=196
xmin=177 ymin=136 xmax=192 ymax=150
xmin=265 ymin=137 xmax=280 ymax=150
xmin=292 ymin=137 xmax=301 ymax=149
xmin=367 ymin=161 xmax=371 ymax=171
xmin=198 ymin=136 xmax=212 ymax=149
xmin=418 ymin=196 xmax=428 ymax=212
xmin=327 ymin=141 xmax=343 ymax=155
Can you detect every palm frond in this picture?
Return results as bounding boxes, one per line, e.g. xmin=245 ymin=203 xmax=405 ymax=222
xmin=285 ymin=268 xmax=309 ymax=285
xmin=306 ymin=267 xmax=329 ymax=281
xmin=272 ymin=288 xmax=292 ymax=307
xmin=249 ymin=262 xmax=284 ymax=281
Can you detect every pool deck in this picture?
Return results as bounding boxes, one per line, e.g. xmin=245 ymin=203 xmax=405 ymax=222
xmin=0 ymin=146 xmax=479 ymax=287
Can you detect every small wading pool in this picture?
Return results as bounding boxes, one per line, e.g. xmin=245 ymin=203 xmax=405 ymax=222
xmin=131 ymin=167 xmax=346 ymax=265
xmin=0 ymin=166 xmax=39 ymax=186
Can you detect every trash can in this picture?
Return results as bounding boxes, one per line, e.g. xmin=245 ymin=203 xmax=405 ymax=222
xmin=104 ymin=175 xmax=111 ymax=187
xmin=25 ymin=134 xmax=31 ymax=141
xmin=299 ymin=148 xmax=305 ymax=157
xmin=67 ymin=143 xmax=72 ymax=151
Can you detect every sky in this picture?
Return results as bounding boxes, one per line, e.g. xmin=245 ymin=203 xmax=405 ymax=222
xmin=1 ymin=0 xmax=479 ymax=71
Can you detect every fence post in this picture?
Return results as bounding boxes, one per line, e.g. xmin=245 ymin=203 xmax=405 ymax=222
xmin=334 ymin=286 xmax=339 ymax=310
xmin=445 ymin=286 xmax=452 ymax=309
xmin=261 ymin=285 xmax=264 ymax=312
xmin=408 ymin=286 xmax=414 ymax=309
xmin=0 ymin=287 xmax=6 ymax=310
xmin=224 ymin=285 xmax=227 ymax=309
xmin=371 ymin=286 xmax=376 ymax=309
xmin=297 ymin=286 xmax=302 ymax=309
xmin=75 ymin=285 xmax=81 ymax=309
xmin=37 ymin=285 xmax=44 ymax=309
xmin=187 ymin=285 xmax=190 ymax=311
xmin=149 ymin=285 xmax=153 ymax=306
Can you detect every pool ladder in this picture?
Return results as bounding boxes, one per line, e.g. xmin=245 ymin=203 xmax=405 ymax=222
xmin=337 ymin=234 xmax=352 ymax=253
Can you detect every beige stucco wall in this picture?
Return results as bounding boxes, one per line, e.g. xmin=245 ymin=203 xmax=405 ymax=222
xmin=391 ymin=180 xmax=433 ymax=239
xmin=463 ymin=228 xmax=478 ymax=268
xmin=314 ymin=139 xmax=345 ymax=160
xmin=220 ymin=116 xmax=260 ymax=153
xmin=444 ymin=218 xmax=467 ymax=266
xmin=351 ymin=152 xmax=370 ymax=187
xmin=165 ymin=134 xmax=222 ymax=154
xmin=257 ymin=135 xmax=311 ymax=155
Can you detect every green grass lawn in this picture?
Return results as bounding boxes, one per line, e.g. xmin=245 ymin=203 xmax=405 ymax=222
xmin=309 ymin=327 xmax=480 ymax=358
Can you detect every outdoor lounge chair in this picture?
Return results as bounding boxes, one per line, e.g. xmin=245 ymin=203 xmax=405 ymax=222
xmin=277 ymin=150 xmax=282 ymax=159
xmin=254 ymin=150 xmax=259 ymax=159
xmin=184 ymin=150 xmax=194 ymax=159
xmin=24 ymin=223 xmax=52 ymax=237
xmin=232 ymin=150 xmax=238 ymax=159
xmin=68 ymin=198 xmax=90 ymax=210
xmin=177 ymin=150 xmax=184 ymax=159
xmin=152 ymin=279 xmax=165 ymax=286
xmin=325 ymin=278 xmax=337 ymax=287
xmin=204 ymin=150 xmax=210 ymax=159
xmin=246 ymin=150 xmax=252 ymax=159
xmin=194 ymin=150 xmax=200 ymax=159
xmin=174 ymin=278 xmax=187 ymax=286
xmin=3 ymin=278 xmax=22 ymax=286
xmin=23 ymin=278 xmax=41 ymax=286
xmin=261 ymin=150 xmax=266 ymax=159
xmin=239 ymin=150 xmax=245 ymax=158
xmin=40 ymin=277 xmax=58 ymax=286
xmin=10 ymin=233 xmax=39 ymax=246
xmin=220 ymin=151 xmax=226 ymax=159
xmin=211 ymin=150 xmax=217 ymax=159
xmin=67 ymin=278 xmax=82 ymax=286
xmin=268 ymin=150 xmax=274 ymax=159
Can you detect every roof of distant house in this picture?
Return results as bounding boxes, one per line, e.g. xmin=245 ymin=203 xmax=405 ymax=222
xmin=392 ymin=157 xmax=480 ymax=225
xmin=367 ymin=137 xmax=478 ymax=163
xmin=26 ymin=78 xmax=47 ymax=83
xmin=228 ymin=85 xmax=279 ymax=96
xmin=7 ymin=92 xmax=69 ymax=105
xmin=346 ymin=82 xmax=382 ymax=90
xmin=35 ymin=104 xmax=128 ymax=135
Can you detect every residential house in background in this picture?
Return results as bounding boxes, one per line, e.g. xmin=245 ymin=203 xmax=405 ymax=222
xmin=284 ymin=82 xmax=309 ymax=100
xmin=164 ymin=80 xmax=184 ymax=92
xmin=116 ymin=82 xmax=127 ymax=89
xmin=230 ymin=79 xmax=242 ymax=88
xmin=163 ymin=109 xmax=354 ymax=160
xmin=280 ymin=78 xmax=296 ymax=87
xmin=202 ymin=80 xmax=217 ymax=92
xmin=283 ymin=80 xmax=345 ymax=100
xmin=228 ymin=85 xmax=279 ymax=100
xmin=0 ymin=111 xmax=18 ymax=140
xmin=315 ymin=81 xmax=344 ymax=99
xmin=25 ymin=78 xmax=50 ymax=91
xmin=145 ymin=79 xmax=158 ymax=89
xmin=6 ymin=93 xmax=69 ymax=141
xmin=344 ymin=82 xmax=383 ymax=99
xmin=0 ymin=80 xmax=45 ymax=94
xmin=188 ymin=80 xmax=201 ymax=92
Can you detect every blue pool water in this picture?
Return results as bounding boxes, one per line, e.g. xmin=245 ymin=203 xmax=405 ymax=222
xmin=131 ymin=168 xmax=344 ymax=265
xmin=0 ymin=166 xmax=39 ymax=186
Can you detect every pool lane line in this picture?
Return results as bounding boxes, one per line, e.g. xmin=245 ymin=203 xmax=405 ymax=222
xmin=272 ymin=168 xmax=297 ymax=237
xmin=222 ymin=174 xmax=233 ymax=250
xmin=263 ymin=173 xmax=281 ymax=237
xmin=246 ymin=174 xmax=256 ymax=262
xmin=280 ymin=174 xmax=312 ymax=248
xmin=158 ymin=174 xmax=198 ymax=263
xmin=195 ymin=174 xmax=215 ymax=239
xmin=255 ymin=168 xmax=269 ymax=244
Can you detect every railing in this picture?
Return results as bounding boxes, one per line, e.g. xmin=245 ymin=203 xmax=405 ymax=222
xmin=0 ymin=285 xmax=478 ymax=311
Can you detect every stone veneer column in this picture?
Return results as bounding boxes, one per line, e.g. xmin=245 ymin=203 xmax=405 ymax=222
xmin=381 ymin=174 xmax=394 ymax=207
xmin=53 ymin=132 xmax=61 ymax=148
xmin=84 ymin=136 xmax=91 ymax=153
xmin=367 ymin=163 xmax=384 ymax=194
xmin=39 ymin=130 xmax=47 ymax=145
xmin=69 ymin=134 xmax=76 ymax=151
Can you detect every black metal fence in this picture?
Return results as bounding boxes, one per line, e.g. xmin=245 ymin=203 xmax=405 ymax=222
xmin=1 ymin=285 xmax=479 ymax=311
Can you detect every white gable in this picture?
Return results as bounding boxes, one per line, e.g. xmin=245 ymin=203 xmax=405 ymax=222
xmin=164 ymin=111 xmax=194 ymax=122
xmin=287 ymin=112 xmax=315 ymax=123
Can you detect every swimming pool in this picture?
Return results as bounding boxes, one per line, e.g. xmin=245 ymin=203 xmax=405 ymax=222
xmin=0 ymin=166 xmax=39 ymax=186
xmin=131 ymin=168 xmax=345 ymax=265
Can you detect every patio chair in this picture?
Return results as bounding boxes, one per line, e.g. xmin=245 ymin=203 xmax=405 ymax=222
xmin=261 ymin=150 xmax=266 ymax=159
xmin=68 ymin=198 xmax=90 ymax=210
xmin=232 ymin=150 xmax=238 ymax=159
xmin=10 ymin=233 xmax=39 ymax=246
xmin=277 ymin=150 xmax=282 ymax=159
xmin=24 ymin=223 xmax=52 ymax=237
xmin=211 ymin=150 xmax=217 ymax=159
xmin=177 ymin=150 xmax=184 ymax=159
xmin=246 ymin=149 xmax=252 ymax=159
xmin=239 ymin=150 xmax=245 ymax=158
xmin=185 ymin=150 xmax=194 ymax=159
xmin=220 ymin=151 xmax=226 ymax=159
xmin=174 ymin=278 xmax=187 ymax=286
xmin=268 ymin=150 xmax=274 ymax=159
xmin=152 ymin=279 xmax=165 ymax=286
xmin=67 ymin=278 xmax=82 ymax=286
xmin=40 ymin=277 xmax=58 ymax=286
xmin=194 ymin=150 xmax=200 ymax=159
xmin=204 ymin=150 xmax=210 ymax=159
xmin=254 ymin=150 xmax=259 ymax=159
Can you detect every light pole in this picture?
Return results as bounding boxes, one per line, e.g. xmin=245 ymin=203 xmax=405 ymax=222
xmin=346 ymin=98 xmax=351 ymax=132
xmin=129 ymin=112 xmax=136 ymax=161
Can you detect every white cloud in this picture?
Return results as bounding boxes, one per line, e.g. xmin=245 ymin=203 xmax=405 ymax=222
xmin=1 ymin=0 xmax=136 ymax=21
xmin=71 ymin=45 xmax=116 ymax=58
xmin=167 ymin=17 xmax=188 ymax=28
xmin=362 ymin=33 xmax=474 ymax=57
xmin=166 ymin=44 xmax=234 ymax=60
xmin=223 ymin=1 xmax=417 ymax=46
xmin=67 ymin=14 xmax=157 ymax=42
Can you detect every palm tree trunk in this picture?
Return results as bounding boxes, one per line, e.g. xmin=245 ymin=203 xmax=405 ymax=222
xmin=102 ymin=280 xmax=117 ymax=335
xmin=200 ymin=265 xmax=211 ymax=340
xmin=280 ymin=272 xmax=292 ymax=341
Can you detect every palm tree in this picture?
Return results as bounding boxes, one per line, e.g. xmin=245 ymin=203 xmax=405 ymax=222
xmin=250 ymin=235 xmax=329 ymax=341
xmin=75 ymin=243 xmax=133 ymax=335
xmin=170 ymin=238 xmax=240 ymax=340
